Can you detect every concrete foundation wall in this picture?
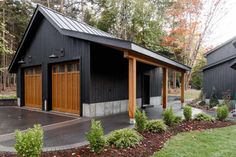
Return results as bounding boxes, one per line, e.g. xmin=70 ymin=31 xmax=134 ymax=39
xmin=83 ymin=96 xmax=161 ymax=117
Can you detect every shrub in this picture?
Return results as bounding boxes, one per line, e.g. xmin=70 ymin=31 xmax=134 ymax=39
xmin=86 ymin=120 xmax=106 ymax=153
xmin=146 ymin=120 xmax=167 ymax=133
xmin=217 ymin=105 xmax=229 ymax=121
xmin=135 ymin=109 xmax=148 ymax=132
xmin=174 ymin=116 xmax=183 ymax=124
xmin=106 ymin=128 xmax=142 ymax=148
xmin=163 ymin=107 xmax=176 ymax=126
xmin=209 ymin=87 xmax=219 ymax=108
xmin=15 ymin=124 xmax=43 ymax=157
xmin=194 ymin=113 xmax=213 ymax=121
xmin=183 ymin=106 xmax=192 ymax=121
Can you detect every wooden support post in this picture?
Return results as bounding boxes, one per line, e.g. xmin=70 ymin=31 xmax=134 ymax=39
xmin=180 ymin=72 xmax=185 ymax=107
xmin=162 ymin=67 xmax=168 ymax=109
xmin=128 ymin=58 xmax=136 ymax=124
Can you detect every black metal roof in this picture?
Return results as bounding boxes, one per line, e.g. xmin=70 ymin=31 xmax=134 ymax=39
xmin=40 ymin=6 xmax=116 ymax=39
xmin=205 ymin=36 xmax=236 ymax=57
xmin=9 ymin=5 xmax=191 ymax=73
xmin=203 ymin=54 xmax=236 ymax=71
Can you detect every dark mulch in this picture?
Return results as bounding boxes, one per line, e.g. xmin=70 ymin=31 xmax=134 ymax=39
xmin=0 ymin=120 xmax=234 ymax=157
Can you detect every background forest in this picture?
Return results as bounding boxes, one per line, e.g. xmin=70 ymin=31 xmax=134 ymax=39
xmin=0 ymin=0 xmax=226 ymax=94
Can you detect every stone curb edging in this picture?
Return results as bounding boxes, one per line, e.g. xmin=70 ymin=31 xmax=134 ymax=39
xmin=0 ymin=141 xmax=90 ymax=153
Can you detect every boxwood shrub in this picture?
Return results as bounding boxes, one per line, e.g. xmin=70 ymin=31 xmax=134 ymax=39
xmin=106 ymin=128 xmax=142 ymax=148
xmin=217 ymin=105 xmax=229 ymax=121
xmin=15 ymin=124 xmax=44 ymax=157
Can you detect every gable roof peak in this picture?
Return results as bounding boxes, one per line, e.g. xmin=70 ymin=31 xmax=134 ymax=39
xmin=37 ymin=4 xmax=117 ymax=39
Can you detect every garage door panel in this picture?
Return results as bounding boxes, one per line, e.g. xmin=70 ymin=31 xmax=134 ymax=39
xmin=24 ymin=67 xmax=42 ymax=109
xmin=52 ymin=62 xmax=80 ymax=114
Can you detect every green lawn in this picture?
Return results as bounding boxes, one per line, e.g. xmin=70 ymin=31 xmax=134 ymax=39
xmin=0 ymin=94 xmax=16 ymax=99
xmin=152 ymin=125 xmax=236 ymax=157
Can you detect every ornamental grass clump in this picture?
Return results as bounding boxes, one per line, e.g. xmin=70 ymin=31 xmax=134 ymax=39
xmin=183 ymin=106 xmax=192 ymax=121
xmin=217 ymin=105 xmax=229 ymax=121
xmin=15 ymin=124 xmax=44 ymax=157
xmin=106 ymin=128 xmax=142 ymax=149
xmin=194 ymin=113 xmax=213 ymax=121
xmin=146 ymin=120 xmax=167 ymax=133
xmin=86 ymin=120 xmax=106 ymax=153
xmin=135 ymin=109 xmax=148 ymax=132
xmin=163 ymin=107 xmax=181 ymax=126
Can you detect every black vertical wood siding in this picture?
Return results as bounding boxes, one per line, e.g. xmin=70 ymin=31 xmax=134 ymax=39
xmin=203 ymin=59 xmax=236 ymax=99
xmin=90 ymin=43 xmax=162 ymax=103
xmin=16 ymin=15 xmax=91 ymax=111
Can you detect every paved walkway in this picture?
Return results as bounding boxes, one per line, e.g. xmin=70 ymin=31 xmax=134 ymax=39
xmin=0 ymin=100 xmax=212 ymax=152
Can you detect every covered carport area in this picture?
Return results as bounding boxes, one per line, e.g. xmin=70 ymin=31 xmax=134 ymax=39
xmin=123 ymin=46 xmax=190 ymax=123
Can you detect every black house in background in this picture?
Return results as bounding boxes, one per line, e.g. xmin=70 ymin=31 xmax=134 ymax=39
xmin=9 ymin=5 xmax=190 ymax=123
xmin=203 ymin=37 xmax=236 ymax=100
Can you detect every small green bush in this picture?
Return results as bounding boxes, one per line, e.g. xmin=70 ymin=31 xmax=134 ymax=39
xmin=194 ymin=113 xmax=213 ymax=121
xmin=135 ymin=109 xmax=148 ymax=132
xmin=183 ymin=106 xmax=192 ymax=121
xmin=217 ymin=105 xmax=229 ymax=121
xmin=163 ymin=107 xmax=176 ymax=126
xmin=174 ymin=116 xmax=183 ymax=124
xmin=86 ymin=120 xmax=106 ymax=153
xmin=146 ymin=120 xmax=167 ymax=133
xmin=107 ymin=128 xmax=142 ymax=148
xmin=209 ymin=87 xmax=219 ymax=108
xmin=15 ymin=124 xmax=44 ymax=157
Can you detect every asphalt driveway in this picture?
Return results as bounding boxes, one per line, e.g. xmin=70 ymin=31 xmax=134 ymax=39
xmin=0 ymin=106 xmax=74 ymax=135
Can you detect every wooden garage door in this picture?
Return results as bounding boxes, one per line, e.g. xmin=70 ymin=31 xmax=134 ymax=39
xmin=24 ymin=67 xmax=42 ymax=108
xmin=52 ymin=62 xmax=80 ymax=114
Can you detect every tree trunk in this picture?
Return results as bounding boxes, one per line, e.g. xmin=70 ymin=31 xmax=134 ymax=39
xmin=2 ymin=4 xmax=7 ymax=91
xmin=47 ymin=0 xmax=50 ymax=8
xmin=60 ymin=0 xmax=64 ymax=13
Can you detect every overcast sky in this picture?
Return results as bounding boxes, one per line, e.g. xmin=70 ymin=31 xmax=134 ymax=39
xmin=206 ymin=0 xmax=236 ymax=47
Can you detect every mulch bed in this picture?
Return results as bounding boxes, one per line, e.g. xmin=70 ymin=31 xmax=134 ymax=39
xmin=0 ymin=120 xmax=234 ymax=157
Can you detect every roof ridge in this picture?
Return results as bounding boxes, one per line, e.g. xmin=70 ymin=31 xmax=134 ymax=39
xmin=205 ymin=36 xmax=236 ymax=56
xmin=37 ymin=4 xmax=116 ymax=38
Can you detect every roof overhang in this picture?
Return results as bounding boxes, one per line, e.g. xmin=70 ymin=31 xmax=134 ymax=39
xmin=61 ymin=29 xmax=190 ymax=72
xmin=203 ymin=54 xmax=236 ymax=71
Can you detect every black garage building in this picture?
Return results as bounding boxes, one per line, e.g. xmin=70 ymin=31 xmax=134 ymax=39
xmin=203 ymin=37 xmax=236 ymax=99
xmin=9 ymin=5 xmax=190 ymax=121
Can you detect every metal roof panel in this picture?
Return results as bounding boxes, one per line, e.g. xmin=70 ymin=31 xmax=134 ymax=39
xmin=40 ymin=5 xmax=116 ymax=39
